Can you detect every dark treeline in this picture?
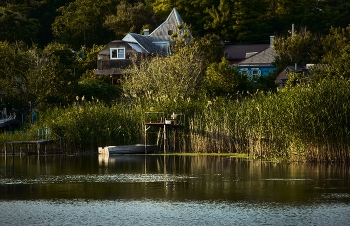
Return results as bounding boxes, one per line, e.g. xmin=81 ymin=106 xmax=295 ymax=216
xmin=1 ymin=0 xmax=350 ymax=48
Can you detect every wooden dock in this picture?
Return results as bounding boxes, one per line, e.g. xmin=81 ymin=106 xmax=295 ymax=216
xmin=144 ymin=112 xmax=185 ymax=153
xmin=2 ymin=128 xmax=63 ymax=155
xmin=3 ymin=139 xmax=54 ymax=155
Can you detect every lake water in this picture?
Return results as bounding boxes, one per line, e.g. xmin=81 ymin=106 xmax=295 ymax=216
xmin=0 ymin=154 xmax=350 ymax=225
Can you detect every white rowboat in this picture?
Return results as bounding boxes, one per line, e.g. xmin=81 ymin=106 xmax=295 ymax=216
xmin=98 ymin=144 xmax=156 ymax=155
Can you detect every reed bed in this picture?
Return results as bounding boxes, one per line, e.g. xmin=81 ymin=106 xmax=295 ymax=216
xmin=189 ymin=79 xmax=350 ymax=162
xmin=32 ymin=100 xmax=144 ymax=153
xmin=13 ymin=79 xmax=350 ymax=162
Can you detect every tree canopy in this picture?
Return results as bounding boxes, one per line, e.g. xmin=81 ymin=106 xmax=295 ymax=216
xmin=123 ymin=43 xmax=205 ymax=101
xmin=1 ymin=0 xmax=349 ymax=47
xmin=52 ymin=0 xmax=117 ymax=48
xmin=104 ymin=1 xmax=157 ymax=39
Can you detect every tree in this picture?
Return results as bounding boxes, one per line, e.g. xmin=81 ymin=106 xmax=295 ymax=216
xmin=170 ymin=24 xmax=224 ymax=66
xmin=231 ymin=0 xmax=272 ymax=43
xmin=310 ymin=25 xmax=350 ymax=82
xmin=69 ymin=44 xmax=105 ymax=77
xmin=204 ymin=0 xmax=235 ymax=41
xmin=123 ymin=44 xmax=205 ymax=101
xmin=0 ymin=42 xmax=37 ymax=116
xmin=52 ymin=0 xmax=116 ymax=48
xmin=273 ymin=27 xmax=324 ymax=71
xmin=21 ymin=42 xmax=81 ymax=110
xmin=27 ymin=0 xmax=74 ymax=47
xmin=204 ymin=58 xmax=249 ymax=97
xmin=104 ymin=1 xmax=157 ymax=38
xmin=194 ymin=33 xmax=225 ymax=66
xmin=279 ymin=25 xmax=350 ymax=86
xmin=0 ymin=6 xmax=39 ymax=45
xmin=77 ymin=74 xmax=122 ymax=104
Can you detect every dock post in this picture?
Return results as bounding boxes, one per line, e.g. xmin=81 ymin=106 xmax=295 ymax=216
xmin=37 ymin=142 xmax=40 ymax=155
xmin=163 ymin=123 xmax=166 ymax=154
xmin=144 ymin=124 xmax=147 ymax=154
xmin=173 ymin=129 xmax=176 ymax=152
xmin=4 ymin=142 xmax=6 ymax=156
xmin=11 ymin=143 xmax=14 ymax=155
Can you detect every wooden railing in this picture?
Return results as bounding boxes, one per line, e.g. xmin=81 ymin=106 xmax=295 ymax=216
xmin=97 ymin=59 xmax=132 ymax=70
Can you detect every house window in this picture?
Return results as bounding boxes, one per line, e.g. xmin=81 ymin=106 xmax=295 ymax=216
xmin=153 ymin=41 xmax=170 ymax=54
xmin=251 ymin=68 xmax=261 ymax=78
xmin=239 ymin=68 xmax=249 ymax=75
xmin=110 ymin=48 xmax=125 ymax=59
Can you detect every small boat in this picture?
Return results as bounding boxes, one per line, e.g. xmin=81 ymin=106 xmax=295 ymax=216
xmin=0 ymin=115 xmax=19 ymax=128
xmin=98 ymin=144 xmax=157 ymax=155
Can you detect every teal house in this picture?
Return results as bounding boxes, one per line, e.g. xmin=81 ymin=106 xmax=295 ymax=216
xmin=225 ymin=36 xmax=277 ymax=80
xmin=236 ymin=46 xmax=277 ymax=79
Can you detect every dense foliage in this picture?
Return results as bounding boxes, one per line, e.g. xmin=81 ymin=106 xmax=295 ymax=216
xmin=1 ymin=0 xmax=350 ymax=47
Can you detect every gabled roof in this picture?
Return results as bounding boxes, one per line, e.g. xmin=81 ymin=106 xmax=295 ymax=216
xmin=285 ymin=65 xmax=305 ymax=72
xmin=123 ymin=33 xmax=167 ymax=55
xmin=149 ymin=8 xmax=185 ymax=42
xmin=238 ymin=47 xmax=277 ymax=66
xmin=225 ymin=44 xmax=270 ymax=62
xmin=276 ymin=65 xmax=305 ymax=79
xmin=97 ymin=8 xmax=185 ymax=63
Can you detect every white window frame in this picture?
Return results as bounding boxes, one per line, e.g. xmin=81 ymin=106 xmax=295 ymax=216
xmin=110 ymin=48 xmax=125 ymax=59
xmin=239 ymin=68 xmax=249 ymax=75
xmin=251 ymin=68 xmax=261 ymax=78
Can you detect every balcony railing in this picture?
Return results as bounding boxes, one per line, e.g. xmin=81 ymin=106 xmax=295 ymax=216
xmin=97 ymin=59 xmax=133 ymax=70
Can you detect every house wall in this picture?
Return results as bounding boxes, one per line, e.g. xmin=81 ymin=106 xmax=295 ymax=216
xmin=275 ymin=71 xmax=289 ymax=88
xmin=97 ymin=43 xmax=136 ymax=71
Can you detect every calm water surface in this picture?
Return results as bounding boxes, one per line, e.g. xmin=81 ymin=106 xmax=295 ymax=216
xmin=0 ymin=154 xmax=350 ymax=225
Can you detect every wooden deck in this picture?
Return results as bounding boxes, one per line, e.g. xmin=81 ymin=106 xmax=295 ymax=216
xmin=3 ymin=139 xmax=57 ymax=155
xmin=144 ymin=122 xmax=184 ymax=129
xmin=144 ymin=112 xmax=185 ymax=153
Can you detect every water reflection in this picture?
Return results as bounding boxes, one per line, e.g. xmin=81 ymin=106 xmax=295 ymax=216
xmin=1 ymin=154 xmax=350 ymax=225
xmin=0 ymin=154 xmax=350 ymax=204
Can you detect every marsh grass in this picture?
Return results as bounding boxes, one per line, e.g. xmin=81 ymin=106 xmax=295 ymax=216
xmin=8 ymin=79 xmax=349 ymax=162
xmin=190 ymin=79 xmax=350 ymax=162
xmin=28 ymin=100 xmax=144 ymax=153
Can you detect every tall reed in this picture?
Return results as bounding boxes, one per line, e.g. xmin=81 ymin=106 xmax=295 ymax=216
xmin=17 ymin=79 xmax=350 ymax=162
xmin=34 ymin=99 xmax=144 ymax=152
xmin=188 ymin=79 xmax=350 ymax=162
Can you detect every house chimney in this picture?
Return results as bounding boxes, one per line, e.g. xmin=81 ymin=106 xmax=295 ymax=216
xmin=270 ymin=36 xmax=274 ymax=48
xmin=143 ymin=29 xmax=149 ymax=35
